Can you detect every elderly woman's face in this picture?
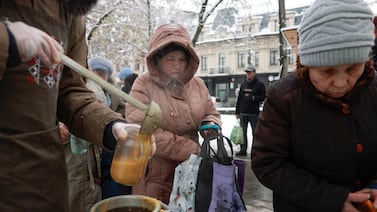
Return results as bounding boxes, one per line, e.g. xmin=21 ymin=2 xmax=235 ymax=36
xmin=308 ymin=63 xmax=364 ymax=98
xmin=158 ymin=50 xmax=188 ymax=79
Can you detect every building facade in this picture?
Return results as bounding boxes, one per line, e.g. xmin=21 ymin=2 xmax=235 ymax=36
xmin=194 ymin=8 xmax=306 ymax=107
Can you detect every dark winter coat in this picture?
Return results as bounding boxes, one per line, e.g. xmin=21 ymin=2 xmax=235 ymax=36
xmin=235 ymin=77 xmax=266 ymax=115
xmin=251 ymin=67 xmax=377 ymax=212
xmin=0 ymin=1 xmax=122 ymax=211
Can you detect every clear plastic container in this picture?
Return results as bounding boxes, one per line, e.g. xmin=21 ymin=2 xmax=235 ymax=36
xmin=110 ymin=133 xmax=152 ymax=186
xmin=70 ymin=135 xmax=89 ymax=154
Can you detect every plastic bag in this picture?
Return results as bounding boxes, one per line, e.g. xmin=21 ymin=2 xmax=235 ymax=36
xmin=230 ymin=120 xmax=244 ymax=145
xmin=168 ymin=154 xmax=202 ymax=211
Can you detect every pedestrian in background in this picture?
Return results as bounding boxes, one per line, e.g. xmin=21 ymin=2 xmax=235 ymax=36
xmin=87 ymin=56 xmax=125 ymax=116
xmin=0 ymin=1 xmax=145 ymax=211
xmin=125 ymin=23 xmax=222 ymax=204
xmin=87 ymin=56 xmax=131 ymax=199
xmin=235 ymin=64 xmax=266 ymax=156
xmin=62 ymin=56 xmax=130 ymax=212
xmin=62 ymin=56 xmax=133 ymax=211
xmin=118 ymin=67 xmax=138 ymax=94
xmin=251 ymin=0 xmax=377 ymax=211
xmin=118 ymin=67 xmax=134 ymax=91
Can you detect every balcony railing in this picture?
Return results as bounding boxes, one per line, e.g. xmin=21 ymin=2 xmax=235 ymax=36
xmin=209 ymin=66 xmax=231 ymax=75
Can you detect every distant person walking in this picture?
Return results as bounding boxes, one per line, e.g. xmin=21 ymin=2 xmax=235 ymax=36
xmin=235 ymin=65 xmax=266 ymax=156
xmin=118 ymin=67 xmax=138 ymax=94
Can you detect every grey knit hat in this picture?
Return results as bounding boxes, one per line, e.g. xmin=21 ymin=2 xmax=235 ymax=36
xmin=298 ymin=0 xmax=374 ymax=67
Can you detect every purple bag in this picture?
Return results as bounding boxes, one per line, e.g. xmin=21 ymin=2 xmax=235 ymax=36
xmin=195 ymin=134 xmax=246 ymax=212
xmin=234 ymin=159 xmax=246 ymax=195
xmin=208 ymin=162 xmax=246 ymax=212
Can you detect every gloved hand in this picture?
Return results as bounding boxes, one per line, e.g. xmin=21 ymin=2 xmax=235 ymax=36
xmin=199 ymin=121 xmax=221 ymax=139
xmin=7 ymin=21 xmax=63 ymax=66
xmin=111 ymin=122 xmax=156 ymax=157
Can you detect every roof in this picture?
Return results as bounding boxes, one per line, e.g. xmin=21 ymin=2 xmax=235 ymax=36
xmin=281 ymin=26 xmax=298 ymax=55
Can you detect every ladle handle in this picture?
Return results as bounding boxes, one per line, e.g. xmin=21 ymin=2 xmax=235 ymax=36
xmin=59 ymin=53 xmax=148 ymax=113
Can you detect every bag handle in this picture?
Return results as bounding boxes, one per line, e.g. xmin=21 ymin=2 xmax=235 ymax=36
xmin=200 ymin=133 xmax=233 ymax=165
xmin=218 ymin=135 xmax=233 ymax=157
xmin=236 ymin=118 xmax=241 ymax=126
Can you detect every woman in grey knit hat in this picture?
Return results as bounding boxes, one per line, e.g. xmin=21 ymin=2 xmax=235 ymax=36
xmin=251 ymin=0 xmax=377 ymax=211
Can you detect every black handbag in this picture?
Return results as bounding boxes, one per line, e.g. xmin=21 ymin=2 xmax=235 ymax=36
xmin=195 ymin=133 xmax=246 ymax=212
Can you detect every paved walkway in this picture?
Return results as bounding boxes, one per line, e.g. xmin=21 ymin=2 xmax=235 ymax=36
xmin=246 ymin=200 xmax=273 ymax=212
xmin=234 ymin=154 xmax=273 ymax=212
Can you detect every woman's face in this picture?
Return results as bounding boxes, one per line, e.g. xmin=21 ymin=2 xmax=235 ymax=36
xmin=308 ymin=63 xmax=364 ymax=98
xmin=158 ymin=50 xmax=188 ymax=79
xmin=93 ymin=70 xmax=109 ymax=81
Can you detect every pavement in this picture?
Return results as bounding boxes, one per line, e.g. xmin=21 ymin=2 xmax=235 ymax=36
xmin=235 ymin=154 xmax=273 ymax=212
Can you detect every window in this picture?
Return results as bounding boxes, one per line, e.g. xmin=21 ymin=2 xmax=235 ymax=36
xmin=270 ymin=49 xmax=279 ymax=65
xmin=287 ymin=49 xmax=294 ymax=65
xmin=248 ymin=50 xmax=254 ymax=66
xmin=255 ymin=52 xmax=259 ymax=67
xmin=273 ymin=19 xmax=278 ymax=32
xmin=216 ymin=83 xmax=228 ymax=103
xmin=237 ymin=52 xmax=246 ymax=68
xmin=218 ymin=53 xmax=226 ymax=72
xmin=201 ymin=56 xmax=208 ymax=71
xmin=251 ymin=24 xmax=257 ymax=33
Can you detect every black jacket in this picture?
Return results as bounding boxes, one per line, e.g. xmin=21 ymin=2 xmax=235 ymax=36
xmin=252 ymin=68 xmax=377 ymax=212
xmin=235 ymin=77 xmax=266 ymax=115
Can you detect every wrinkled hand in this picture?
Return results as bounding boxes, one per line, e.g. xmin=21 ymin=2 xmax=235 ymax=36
xmin=370 ymin=188 xmax=377 ymax=209
xmin=7 ymin=21 xmax=63 ymax=66
xmin=59 ymin=122 xmax=70 ymax=144
xmin=355 ymin=188 xmax=377 ymax=212
xmin=342 ymin=190 xmax=373 ymax=212
xmin=111 ymin=122 xmax=156 ymax=156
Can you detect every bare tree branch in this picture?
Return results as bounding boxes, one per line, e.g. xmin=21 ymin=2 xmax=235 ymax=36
xmin=192 ymin=0 xmax=224 ymax=45
xmin=86 ymin=1 xmax=122 ymax=41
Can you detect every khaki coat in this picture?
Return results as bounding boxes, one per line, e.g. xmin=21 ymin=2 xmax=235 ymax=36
xmin=0 ymin=1 xmax=122 ymax=211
